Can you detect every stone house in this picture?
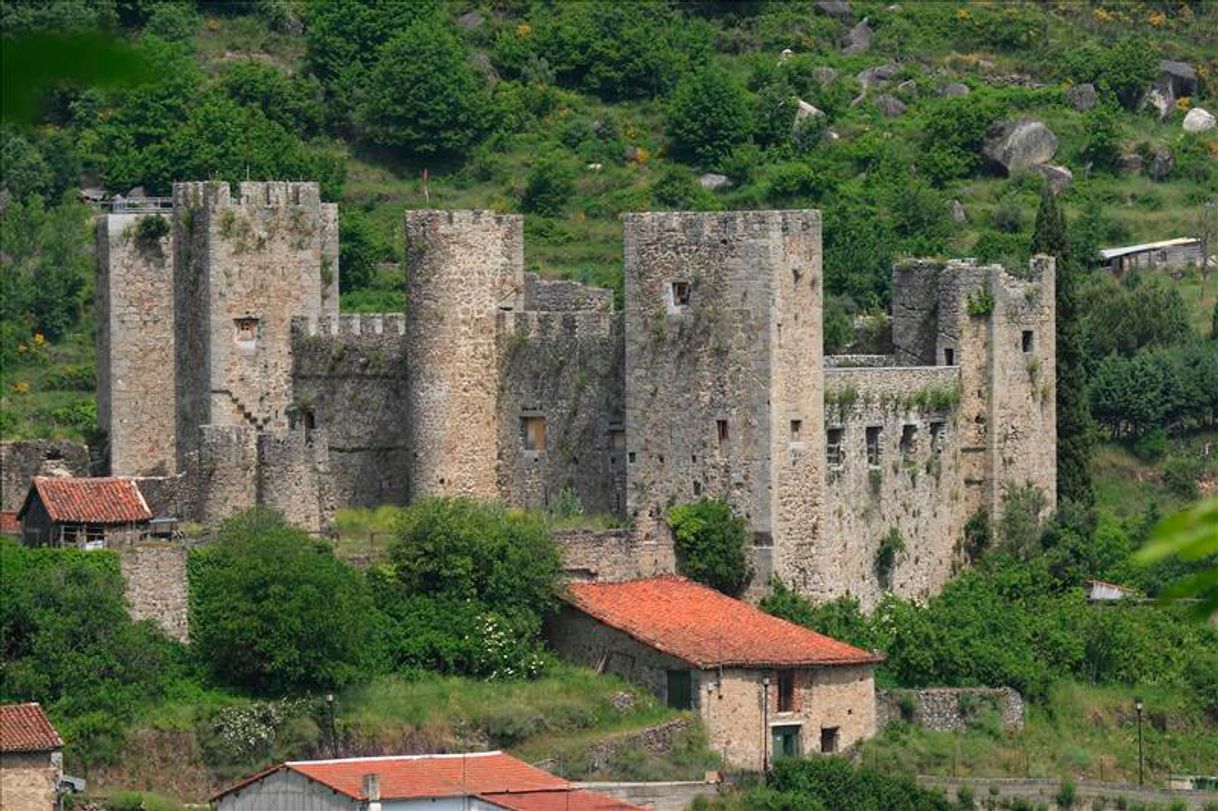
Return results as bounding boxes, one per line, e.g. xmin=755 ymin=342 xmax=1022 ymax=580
xmin=1099 ymin=237 xmax=1205 ymax=276
xmin=0 ymin=702 xmax=64 ymax=811
xmin=549 ymin=576 xmax=883 ymax=770
xmin=17 ymin=476 xmax=151 ymax=548
xmin=213 ymin=751 xmax=643 ymax=811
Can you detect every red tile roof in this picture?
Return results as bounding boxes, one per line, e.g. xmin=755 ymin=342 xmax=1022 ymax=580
xmin=0 ymin=511 xmax=19 ymax=535
xmin=563 ymin=576 xmax=883 ymax=669
xmin=0 ymin=703 xmax=63 ymax=753
xmin=19 ymin=476 xmax=152 ymax=525
xmin=214 ymin=752 xmax=643 ymax=809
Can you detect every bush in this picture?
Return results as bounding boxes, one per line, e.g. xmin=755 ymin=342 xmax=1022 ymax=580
xmin=189 ymin=509 xmax=379 ymax=693
xmin=522 ymin=152 xmax=575 ymax=217
xmin=766 ymin=757 xmax=953 ymax=811
xmin=668 ymin=499 xmax=753 ymax=596
xmin=666 ymin=65 xmax=753 ymax=167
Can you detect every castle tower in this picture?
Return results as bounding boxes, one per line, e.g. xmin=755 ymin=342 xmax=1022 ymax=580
xmin=404 ymin=210 xmax=524 ymax=501
xmin=96 ymin=211 xmax=177 ymax=476
xmin=622 ymin=211 xmax=825 ymax=588
xmin=172 ymin=181 xmax=338 ymax=466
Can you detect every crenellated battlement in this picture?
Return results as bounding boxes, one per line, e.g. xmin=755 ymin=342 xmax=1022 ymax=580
xmin=292 ymin=313 xmax=407 ymax=337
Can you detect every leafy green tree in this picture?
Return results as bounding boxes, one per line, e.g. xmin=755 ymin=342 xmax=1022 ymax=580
xmin=1097 ymin=38 xmax=1158 ymax=111
xmin=667 ymin=499 xmax=752 ymax=596
xmin=522 ymin=151 xmax=575 ymax=217
xmin=218 ymin=61 xmax=324 ymax=138
xmin=385 ymin=498 xmax=561 ymax=678
xmin=189 ymin=509 xmax=379 ymax=693
xmin=356 ymin=17 xmax=493 ymax=157
xmin=916 ymin=91 xmax=1004 ymax=185
xmin=760 ymin=581 xmax=878 ymax=652
xmin=1031 ymin=185 xmax=1094 ymax=510
xmin=666 ymin=65 xmax=752 ymax=167
xmin=337 ymin=209 xmax=386 ymax=293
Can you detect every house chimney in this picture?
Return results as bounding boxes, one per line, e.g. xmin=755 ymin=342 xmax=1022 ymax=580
xmin=363 ymin=773 xmax=381 ymax=811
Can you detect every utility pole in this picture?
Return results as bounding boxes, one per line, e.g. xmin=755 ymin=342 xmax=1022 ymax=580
xmin=1135 ymin=696 xmax=1144 ymax=787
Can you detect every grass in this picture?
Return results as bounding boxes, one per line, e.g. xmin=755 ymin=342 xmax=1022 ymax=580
xmin=860 ymin=681 xmax=1218 ymax=786
xmin=0 ymin=331 xmax=97 ymax=443
xmin=1093 ymin=430 xmax=1218 ymax=523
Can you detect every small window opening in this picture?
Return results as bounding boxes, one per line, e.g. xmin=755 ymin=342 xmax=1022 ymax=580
xmin=628 ymin=451 xmax=636 ymax=464
xmin=235 ymin=316 xmax=259 ymax=343
xmin=772 ymin=725 xmax=801 ymax=761
xmin=866 ymin=426 xmax=882 ymax=468
xmin=716 ymin=419 xmax=729 ymax=444
xmin=86 ymin=525 xmax=105 ymax=545
xmin=753 ymin=531 xmax=773 ymax=547
xmin=521 ymin=416 xmax=546 ymax=452
xmin=820 ymin=726 xmax=840 ymax=754
xmin=692 ymin=480 xmax=703 ymax=496
xmin=671 ymin=281 xmax=691 ymax=307
xmin=609 ymin=429 xmax=626 ymax=452
xmin=943 ymin=347 xmax=955 ymax=366
xmin=1158 ymin=250 xmax=1167 ymax=262
xmin=827 ymin=427 xmax=844 ymax=468
xmin=900 ymin=424 xmax=917 ymax=461
xmin=790 ymin=419 xmax=802 ymax=441
xmin=929 ymin=421 xmax=945 ymax=455
xmin=777 ymin=671 xmax=795 ymax=713
xmin=1022 ymin=330 xmax=1034 ymax=353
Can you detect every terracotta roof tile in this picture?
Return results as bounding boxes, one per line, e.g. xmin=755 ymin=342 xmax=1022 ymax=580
xmin=0 ymin=511 xmax=19 ymax=535
xmin=0 ymin=703 xmax=63 ymax=753
xmin=214 ymin=752 xmax=643 ymax=809
xmin=20 ymin=477 xmax=151 ymax=525
xmin=563 ymin=576 xmax=883 ymax=669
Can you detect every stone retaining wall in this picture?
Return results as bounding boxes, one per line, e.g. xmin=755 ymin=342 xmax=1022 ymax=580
xmin=877 ymin=687 xmax=1024 ymax=732
xmin=576 ymin=780 xmax=719 ymax=811
xmin=921 ymin=776 xmax=1218 ymax=810
xmin=119 ymin=543 xmax=189 ymax=641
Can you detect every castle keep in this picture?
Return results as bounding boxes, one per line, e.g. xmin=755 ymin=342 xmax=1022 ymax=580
xmin=98 ymin=181 xmax=1055 ymax=606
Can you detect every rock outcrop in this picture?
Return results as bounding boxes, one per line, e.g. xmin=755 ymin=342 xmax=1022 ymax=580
xmin=1032 ymin=164 xmax=1073 ymax=195
xmin=982 ymin=118 xmax=1058 ymax=173
xmin=843 ymin=18 xmax=872 ymax=54
xmin=1066 ymin=83 xmax=1096 ymax=111
xmin=1183 ymin=107 xmax=1216 ymax=133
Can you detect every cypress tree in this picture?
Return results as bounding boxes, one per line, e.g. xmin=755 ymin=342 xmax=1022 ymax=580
xmin=1031 ymin=186 xmax=1095 ymax=510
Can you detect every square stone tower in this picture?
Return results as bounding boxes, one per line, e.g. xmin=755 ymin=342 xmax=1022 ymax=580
xmin=622 ymin=211 xmax=825 ymax=585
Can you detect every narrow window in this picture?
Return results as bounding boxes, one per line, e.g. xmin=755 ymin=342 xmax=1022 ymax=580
xmin=667 ymin=669 xmax=693 ymax=710
xmin=1158 ymin=250 xmax=1167 ymax=262
xmin=827 ymin=427 xmax=844 ymax=468
xmin=671 ymin=281 xmax=691 ymax=307
xmin=900 ymin=424 xmax=917 ymax=461
xmin=716 ymin=419 xmax=729 ymax=444
xmin=777 ymin=671 xmax=795 ymax=712
xmin=628 ymin=451 xmax=636 ymax=464
xmin=753 ymin=531 xmax=773 ymax=547
xmin=521 ymin=416 xmax=546 ymax=452
xmin=790 ymin=419 xmax=802 ymax=442
xmin=820 ymin=726 xmax=840 ymax=754
xmin=234 ymin=316 xmax=259 ymax=344
xmin=943 ymin=347 xmax=955 ymax=366
xmin=929 ymin=421 xmax=945 ymax=456
xmin=1022 ymin=330 xmax=1034 ymax=353
xmin=609 ymin=428 xmax=626 ymax=452
xmin=866 ymin=426 xmax=882 ymax=468
xmin=692 ymin=480 xmax=703 ymax=496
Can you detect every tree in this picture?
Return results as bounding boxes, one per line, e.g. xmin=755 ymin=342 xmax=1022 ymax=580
xmin=1031 ymin=185 xmax=1094 ymax=509
xmin=337 ymin=210 xmax=385 ymax=293
xmin=356 ymin=17 xmax=493 ymax=157
xmin=666 ymin=65 xmax=752 ymax=167
xmin=667 ymin=499 xmax=752 ymax=596
xmin=189 ymin=509 xmax=379 ymax=693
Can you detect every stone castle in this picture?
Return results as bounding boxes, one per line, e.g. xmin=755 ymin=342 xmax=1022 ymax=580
xmin=97 ymin=181 xmax=1055 ymax=607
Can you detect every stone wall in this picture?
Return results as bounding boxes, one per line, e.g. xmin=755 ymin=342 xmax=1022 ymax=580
xmin=405 ymin=209 xmax=523 ymax=501
xmin=0 ymin=440 xmax=91 ymax=512
xmin=575 ymin=780 xmax=719 ymax=811
xmin=552 ymin=528 xmax=676 ymax=582
xmin=921 ymin=777 xmax=1218 ymax=811
xmin=193 ymin=425 xmax=257 ymax=526
xmin=876 ymin=687 xmax=1024 ymax=732
xmin=496 ymin=310 xmax=625 ymax=515
xmin=319 ymin=202 xmax=341 ymax=317
xmin=257 ymin=428 xmax=334 ymax=533
xmin=820 ymin=365 xmax=970 ymax=609
xmin=96 ymin=213 xmax=176 ymax=476
xmin=524 ymin=272 xmax=614 ymax=312
xmin=622 ymin=211 xmax=824 ymax=588
xmin=0 ymin=750 xmax=61 ymax=811
xmin=291 ymin=315 xmax=411 ymax=508
xmin=120 ymin=543 xmax=189 ymax=641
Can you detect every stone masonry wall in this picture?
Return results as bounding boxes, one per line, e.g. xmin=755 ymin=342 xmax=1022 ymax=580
xmin=257 ymin=428 xmax=334 ymax=533
xmin=0 ymin=440 xmax=90 ymax=512
xmin=194 ymin=425 xmax=257 ymax=526
xmin=523 ymin=272 xmax=614 ymax=312
xmin=876 ymin=687 xmax=1025 ymax=732
xmin=0 ymin=751 xmax=61 ymax=811
xmin=97 ymin=213 xmax=176 ymax=476
xmin=496 ymin=309 xmax=625 ymax=515
xmin=552 ymin=528 xmax=676 ymax=582
xmin=405 ymin=209 xmax=523 ymax=501
xmin=319 ymin=202 xmax=341 ymax=317
xmin=120 ymin=543 xmax=189 ymax=641
xmin=291 ymin=315 xmax=410 ymax=508
xmin=623 ymin=211 xmax=823 ymax=575
xmin=821 ymin=365 xmax=968 ymax=610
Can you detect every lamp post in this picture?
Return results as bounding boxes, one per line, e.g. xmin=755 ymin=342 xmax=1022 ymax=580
xmin=762 ymin=677 xmax=770 ymax=773
xmin=1134 ymin=696 xmax=1144 ymax=787
xmin=326 ymin=692 xmax=337 ymax=757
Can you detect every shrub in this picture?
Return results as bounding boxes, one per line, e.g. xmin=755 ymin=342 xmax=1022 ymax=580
xmin=666 ymin=65 xmax=753 ymax=167
xmin=522 ymin=152 xmax=575 ymax=217
xmin=668 ymin=499 xmax=752 ymax=596
xmin=876 ymin=527 xmax=905 ymax=587
xmin=189 ymin=509 xmax=380 ymax=693
xmin=650 ymin=165 xmax=721 ymax=211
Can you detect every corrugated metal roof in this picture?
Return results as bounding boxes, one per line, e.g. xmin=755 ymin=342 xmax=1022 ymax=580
xmin=0 ymin=703 xmax=63 ymax=753
xmin=19 ymin=476 xmax=152 ymax=524
xmin=1098 ymin=237 xmax=1199 ymax=260
xmin=564 ymin=576 xmax=883 ymax=669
